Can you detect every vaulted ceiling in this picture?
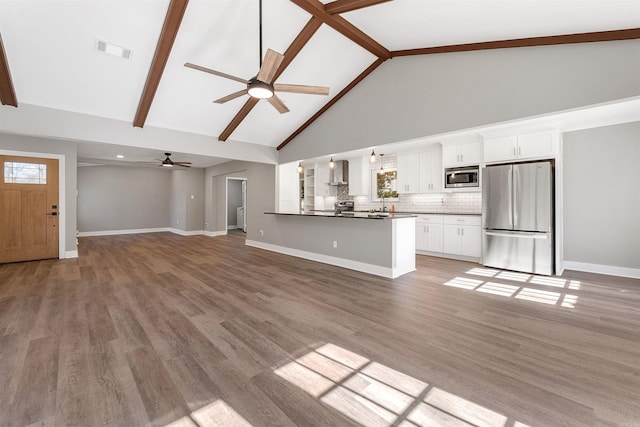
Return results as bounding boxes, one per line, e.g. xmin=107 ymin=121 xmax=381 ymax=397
xmin=0 ymin=0 xmax=639 ymax=165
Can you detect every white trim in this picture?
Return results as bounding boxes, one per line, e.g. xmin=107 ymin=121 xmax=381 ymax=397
xmin=563 ymin=261 xmax=640 ymax=279
xmin=227 ymin=224 xmax=238 ymax=230
xmin=416 ymin=250 xmax=481 ymax=264
xmin=0 ymin=149 xmax=67 ymax=259
xmin=226 ymin=176 xmax=247 ymax=234
xmin=78 ymin=228 xmax=170 ymax=237
xmin=64 ymin=250 xmax=79 ymax=259
xmin=168 ymin=228 xmax=205 ymax=236
xmin=204 ymin=230 xmax=227 ymax=237
xmin=245 ymin=239 xmax=414 ymax=279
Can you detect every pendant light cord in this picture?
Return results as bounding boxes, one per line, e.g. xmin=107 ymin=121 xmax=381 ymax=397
xmin=258 ymin=0 xmax=263 ymax=67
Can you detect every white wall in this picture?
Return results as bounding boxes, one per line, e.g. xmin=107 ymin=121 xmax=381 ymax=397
xmin=280 ymin=39 xmax=640 ymax=163
xmin=563 ymin=122 xmax=640 ymax=275
xmin=78 ymin=165 xmax=171 ymax=232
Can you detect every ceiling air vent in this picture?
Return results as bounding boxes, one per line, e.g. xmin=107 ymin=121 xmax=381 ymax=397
xmin=95 ymin=39 xmax=132 ymax=60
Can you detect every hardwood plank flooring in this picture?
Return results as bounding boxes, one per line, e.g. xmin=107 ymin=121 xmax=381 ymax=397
xmin=0 ymin=231 xmax=639 ymax=426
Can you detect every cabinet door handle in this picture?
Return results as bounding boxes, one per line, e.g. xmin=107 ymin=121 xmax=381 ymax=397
xmin=457 ymin=228 xmax=460 ymax=235
xmin=461 ymin=227 xmax=464 ymax=236
xmin=518 ymin=146 xmax=522 ymax=156
xmin=513 ymin=147 xmax=516 ymax=156
xmin=426 ymin=226 xmax=429 ymax=233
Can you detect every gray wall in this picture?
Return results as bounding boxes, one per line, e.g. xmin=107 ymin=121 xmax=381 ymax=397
xmin=78 ymin=165 xmax=171 ymax=232
xmin=170 ymin=168 xmax=205 ymax=232
xmin=227 ymin=179 xmax=243 ymax=227
xmin=0 ymin=133 xmax=77 ymax=254
xmin=563 ymin=122 xmax=640 ymax=269
xmin=280 ymin=39 xmax=640 ymax=163
xmin=204 ymin=161 xmax=275 ymax=241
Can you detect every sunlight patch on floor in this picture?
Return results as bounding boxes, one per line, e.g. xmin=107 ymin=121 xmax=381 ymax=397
xmin=444 ymin=277 xmax=484 ymax=290
xmin=476 ymin=282 xmax=520 ymax=297
xmin=165 ymin=399 xmax=253 ymax=427
xmin=275 ymin=343 xmax=531 ymax=427
xmin=515 ymin=288 xmax=561 ymax=305
xmin=459 ymin=269 xmax=583 ymax=308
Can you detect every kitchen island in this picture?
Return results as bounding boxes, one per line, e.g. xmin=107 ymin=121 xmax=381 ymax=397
xmin=247 ymin=212 xmax=416 ymax=278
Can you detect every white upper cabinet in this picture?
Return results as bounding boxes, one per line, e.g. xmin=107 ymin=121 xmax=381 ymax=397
xmin=397 ymin=146 xmax=443 ymax=194
xmin=348 ymin=156 xmax=369 ymax=196
xmin=442 ymin=141 xmax=482 ymax=166
xmin=315 ymin=163 xmax=333 ymax=197
xmin=484 ymin=131 xmax=559 ymax=163
xmin=396 ymin=154 xmax=420 ymax=193
xmin=419 ymin=150 xmax=442 ymax=193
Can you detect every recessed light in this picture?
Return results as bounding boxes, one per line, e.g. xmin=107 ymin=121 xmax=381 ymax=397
xmin=95 ymin=39 xmax=132 ymax=60
xmin=116 ymin=154 xmax=124 ymax=159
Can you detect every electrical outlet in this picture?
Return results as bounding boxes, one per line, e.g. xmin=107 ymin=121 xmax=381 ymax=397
xmin=333 ymin=240 xmax=338 ymax=248
xmin=259 ymin=229 xmax=264 ymax=236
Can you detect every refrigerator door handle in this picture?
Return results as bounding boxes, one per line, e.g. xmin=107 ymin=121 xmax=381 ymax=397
xmin=485 ymin=231 xmax=548 ymax=240
xmin=508 ymin=167 xmax=513 ymax=227
xmin=513 ymin=167 xmax=518 ymax=227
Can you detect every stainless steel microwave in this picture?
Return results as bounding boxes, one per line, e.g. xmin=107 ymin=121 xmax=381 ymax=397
xmin=444 ymin=166 xmax=479 ymax=188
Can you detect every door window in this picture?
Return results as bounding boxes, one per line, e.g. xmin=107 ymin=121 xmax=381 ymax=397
xmin=4 ymin=162 xmax=47 ymax=184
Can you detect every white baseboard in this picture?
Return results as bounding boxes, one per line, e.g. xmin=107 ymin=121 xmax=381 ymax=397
xmin=563 ymin=261 xmax=640 ymax=279
xmin=64 ymin=250 xmax=78 ymax=259
xmin=204 ymin=230 xmax=227 ymax=237
xmin=78 ymin=228 xmax=206 ymax=238
xmin=77 ymin=227 xmax=170 ymax=237
xmin=416 ymin=250 xmax=481 ymax=264
xmin=227 ymin=225 xmax=237 ymax=230
xmin=245 ymin=239 xmax=413 ymax=279
xmin=168 ymin=228 xmax=205 ymax=236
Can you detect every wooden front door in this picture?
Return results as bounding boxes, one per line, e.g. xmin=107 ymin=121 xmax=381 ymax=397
xmin=0 ymin=155 xmax=59 ymax=263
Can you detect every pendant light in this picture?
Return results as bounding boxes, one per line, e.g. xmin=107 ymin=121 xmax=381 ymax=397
xmin=370 ymin=150 xmax=376 ymax=163
xmin=297 ymin=162 xmax=303 ymax=174
xmin=329 ymin=157 xmax=335 ymax=169
xmin=378 ymin=153 xmax=385 ymax=175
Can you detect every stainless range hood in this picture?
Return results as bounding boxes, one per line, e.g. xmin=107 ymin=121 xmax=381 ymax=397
xmin=329 ymin=160 xmax=349 ymax=185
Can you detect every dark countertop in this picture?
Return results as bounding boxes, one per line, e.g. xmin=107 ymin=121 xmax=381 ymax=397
xmin=265 ymin=211 xmax=417 ymax=220
xmin=310 ymin=210 xmax=481 ymax=216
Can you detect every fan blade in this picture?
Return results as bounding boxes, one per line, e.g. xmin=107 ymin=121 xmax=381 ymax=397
xmin=214 ymin=89 xmax=248 ymax=104
xmin=256 ymin=49 xmax=284 ymax=84
xmin=267 ymin=94 xmax=289 ymax=114
xmin=274 ymin=84 xmax=329 ymax=95
xmin=174 ymin=163 xmax=192 ymax=168
xmin=184 ymin=63 xmax=247 ymax=84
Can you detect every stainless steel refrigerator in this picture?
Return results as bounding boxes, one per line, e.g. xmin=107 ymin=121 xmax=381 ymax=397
xmin=482 ymin=161 xmax=554 ymax=275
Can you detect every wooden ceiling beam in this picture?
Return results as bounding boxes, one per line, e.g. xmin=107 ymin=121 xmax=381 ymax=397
xmin=0 ymin=33 xmax=18 ymax=107
xmin=392 ymin=28 xmax=640 ymax=57
xmin=277 ymin=58 xmax=385 ymax=150
xmin=133 ymin=0 xmax=189 ymax=128
xmin=291 ymin=0 xmax=390 ymax=59
xmin=325 ymin=0 xmax=392 ymax=15
xmin=218 ymin=17 xmax=322 ymax=142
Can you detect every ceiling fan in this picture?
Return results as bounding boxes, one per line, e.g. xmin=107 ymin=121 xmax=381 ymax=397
xmin=139 ymin=153 xmax=192 ymax=168
xmin=184 ymin=0 xmax=330 ymax=114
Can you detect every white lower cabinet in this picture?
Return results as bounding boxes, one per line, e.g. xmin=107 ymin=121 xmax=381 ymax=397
xmin=415 ymin=215 xmax=444 ymax=252
xmin=415 ymin=214 xmax=481 ymax=259
xmin=442 ymin=215 xmax=481 ymax=258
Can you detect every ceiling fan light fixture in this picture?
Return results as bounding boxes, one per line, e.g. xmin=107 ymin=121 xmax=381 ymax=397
xmin=247 ymin=78 xmax=274 ymax=99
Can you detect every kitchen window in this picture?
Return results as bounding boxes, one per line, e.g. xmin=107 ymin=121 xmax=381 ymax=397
xmin=371 ymin=169 xmax=398 ymax=201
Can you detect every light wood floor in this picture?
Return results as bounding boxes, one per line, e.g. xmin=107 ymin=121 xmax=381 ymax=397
xmin=1 ymin=232 xmax=639 ymax=427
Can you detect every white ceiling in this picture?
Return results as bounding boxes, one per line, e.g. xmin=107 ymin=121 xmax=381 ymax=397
xmin=0 ymin=0 xmax=639 ymax=166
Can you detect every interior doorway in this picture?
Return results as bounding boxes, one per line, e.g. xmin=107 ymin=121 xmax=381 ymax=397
xmin=1 ymin=155 xmax=60 ymax=263
xmin=226 ymin=177 xmax=247 ymax=234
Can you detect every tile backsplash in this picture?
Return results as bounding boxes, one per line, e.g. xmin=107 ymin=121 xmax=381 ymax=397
xmin=354 ymin=192 xmax=482 ymax=214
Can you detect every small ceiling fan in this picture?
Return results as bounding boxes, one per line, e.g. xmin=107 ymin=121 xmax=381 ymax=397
xmin=139 ymin=153 xmax=192 ymax=168
xmin=184 ymin=0 xmax=329 ymax=114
